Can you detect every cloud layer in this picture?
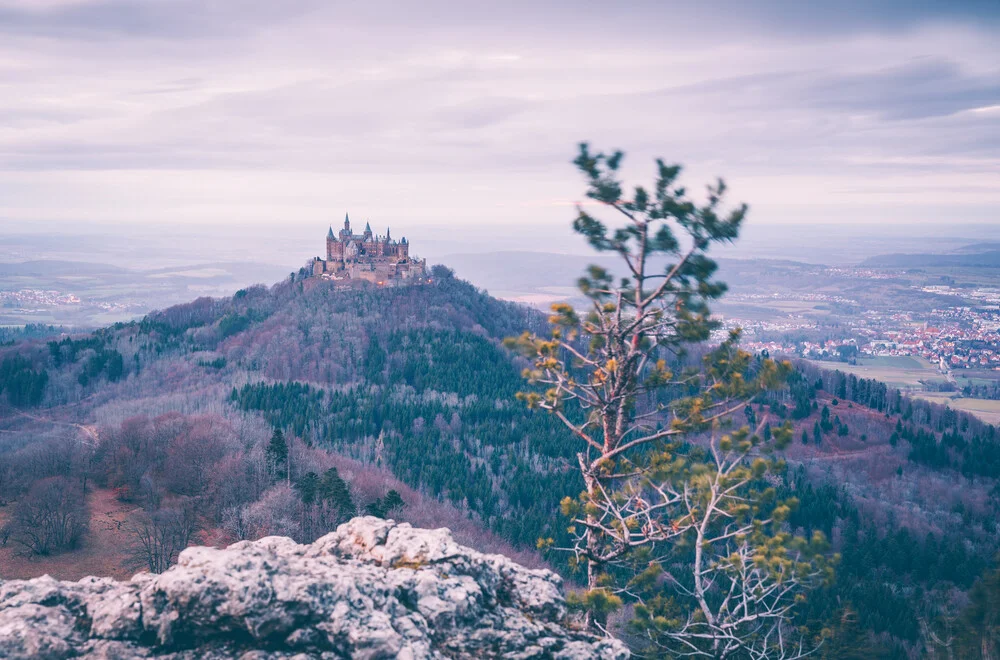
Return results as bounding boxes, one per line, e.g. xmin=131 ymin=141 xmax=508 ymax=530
xmin=0 ymin=0 xmax=997 ymax=229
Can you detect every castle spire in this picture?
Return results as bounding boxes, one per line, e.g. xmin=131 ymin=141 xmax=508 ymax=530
xmin=364 ymin=221 xmax=371 ymax=233
xmin=344 ymin=213 xmax=350 ymax=231
xmin=327 ymin=226 xmax=334 ymax=239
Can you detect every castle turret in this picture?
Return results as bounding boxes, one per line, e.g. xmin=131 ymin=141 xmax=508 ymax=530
xmin=364 ymin=221 xmax=373 ymax=241
xmin=344 ymin=213 xmax=351 ymax=232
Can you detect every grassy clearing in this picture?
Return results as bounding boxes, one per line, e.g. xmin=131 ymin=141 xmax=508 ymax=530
xmin=0 ymin=488 xmax=138 ymax=581
xmin=805 ymin=356 xmax=939 ymax=388
xmin=910 ymin=393 xmax=1000 ymax=425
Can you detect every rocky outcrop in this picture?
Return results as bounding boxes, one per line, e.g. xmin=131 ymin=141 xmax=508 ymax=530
xmin=0 ymin=517 xmax=628 ymax=659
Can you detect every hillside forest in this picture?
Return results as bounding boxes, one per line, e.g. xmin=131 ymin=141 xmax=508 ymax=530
xmin=2 ymin=271 xmax=1000 ymax=657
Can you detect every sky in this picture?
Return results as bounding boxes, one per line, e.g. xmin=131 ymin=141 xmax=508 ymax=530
xmin=0 ymin=0 xmax=998 ymax=237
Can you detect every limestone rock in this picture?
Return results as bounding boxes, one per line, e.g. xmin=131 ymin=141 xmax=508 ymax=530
xmin=0 ymin=517 xmax=629 ymax=659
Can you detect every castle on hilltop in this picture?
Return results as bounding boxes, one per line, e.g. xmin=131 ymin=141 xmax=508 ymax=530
xmin=309 ymin=213 xmax=427 ymax=284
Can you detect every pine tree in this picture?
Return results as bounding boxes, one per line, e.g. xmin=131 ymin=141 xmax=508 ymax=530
xmin=295 ymin=471 xmax=319 ymax=505
xmin=364 ymin=491 xmax=403 ymax=519
xmin=956 ymin=565 xmax=1000 ymax=658
xmin=320 ymin=467 xmax=354 ymax=521
xmin=507 ymin=144 xmax=831 ymax=652
xmin=266 ymin=428 xmax=288 ymax=479
xmin=382 ymin=490 xmax=404 ymax=516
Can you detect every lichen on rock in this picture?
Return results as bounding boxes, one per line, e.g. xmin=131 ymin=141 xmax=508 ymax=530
xmin=0 ymin=517 xmax=629 ymax=659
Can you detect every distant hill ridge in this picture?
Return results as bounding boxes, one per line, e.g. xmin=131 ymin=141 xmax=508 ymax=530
xmin=0 ymin=260 xmax=130 ymax=276
xmin=862 ymin=250 xmax=1000 ymax=268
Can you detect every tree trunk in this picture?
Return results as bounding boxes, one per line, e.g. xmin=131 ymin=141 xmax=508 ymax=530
xmin=582 ymin=464 xmax=606 ymax=632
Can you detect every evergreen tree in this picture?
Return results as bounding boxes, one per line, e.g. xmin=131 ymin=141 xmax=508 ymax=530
xmin=295 ymin=471 xmax=319 ymax=505
xmin=955 ymin=564 xmax=1000 ymax=658
xmin=320 ymin=467 xmax=354 ymax=521
xmin=266 ymin=428 xmax=288 ymax=479
xmin=365 ymin=490 xmax=404 ymax=519
xmin=508 ymin=143 xmax=830 ymax=653
xmin=819 ymin=607 xmax=885 ymax=660
xmin=382 ymin=489 xmax=404 ymax=515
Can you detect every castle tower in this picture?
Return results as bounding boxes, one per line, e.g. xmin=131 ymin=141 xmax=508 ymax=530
xmin=340 ymin=212 xmax=352 ymax=242
xmin=363 ymin=221 xmax=373 ymax=241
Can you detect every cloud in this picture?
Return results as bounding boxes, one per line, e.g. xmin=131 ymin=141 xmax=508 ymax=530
xmin=0 ymin=2 xmax=996 ymax=229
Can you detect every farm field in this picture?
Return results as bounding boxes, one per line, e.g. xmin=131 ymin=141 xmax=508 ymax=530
xmin=805 ymin=355 xmax=940 ymax=389
xmin=954 ymin=369 xmax=1000 ymax=389
xmin=909 ymin=393 xmax=1000 ymax=425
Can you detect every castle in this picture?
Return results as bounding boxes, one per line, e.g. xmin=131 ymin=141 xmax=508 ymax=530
xmin=310 ymin=213 xmax=427 ymax=284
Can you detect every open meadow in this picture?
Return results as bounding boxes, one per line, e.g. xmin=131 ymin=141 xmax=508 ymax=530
xmin=805 ymin=355 xmax=940 ymax=389
xmin=910 ymin=392 xmax=1000 ymax=425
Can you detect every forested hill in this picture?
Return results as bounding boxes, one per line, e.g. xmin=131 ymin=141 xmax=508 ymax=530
xmin=4 ymin=273 xmax=1000 ymax=656
xmin=0 ymin=274 xmax=577 ymax=571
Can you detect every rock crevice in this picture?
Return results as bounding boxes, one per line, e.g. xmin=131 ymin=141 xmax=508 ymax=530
xmin=0 ymin=517 xmax=628 ymax=659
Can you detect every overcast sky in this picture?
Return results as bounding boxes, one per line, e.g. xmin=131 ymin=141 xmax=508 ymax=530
xmin=1 ymin=0 xmax=998 ymax=235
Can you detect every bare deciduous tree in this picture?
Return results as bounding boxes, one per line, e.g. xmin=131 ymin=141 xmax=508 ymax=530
xmin=126 ymin=501 xmax=198 ymax=573
xmin=3 ymin=476 xmax=88 ymax=555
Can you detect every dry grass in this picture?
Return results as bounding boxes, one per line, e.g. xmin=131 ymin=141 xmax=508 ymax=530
xmin=0 ymin=488 xmax=139 ymax=581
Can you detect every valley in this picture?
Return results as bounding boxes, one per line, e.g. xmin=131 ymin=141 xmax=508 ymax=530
xmin=3 ymin=1 xmax=999 ymax=656
xmin=2 ymin=269 xmax=1000 ymax=657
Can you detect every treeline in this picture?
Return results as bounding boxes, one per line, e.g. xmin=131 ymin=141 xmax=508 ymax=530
xmin=6 ymin=273 xmax=1000 ymax=654
xmin=784 ymin=471 xmax=994 ymax=656
xmin=963 ymin=381 xmax=1000 ymax=400
xmin=0 ymin=355 xmax=48 ymax=407
xmin=53 ymin=339 xmax=125 ymax=386
xmin=0 ymin=324 xmax=64 ymax=345
xmin=798 ymin=361 xmax=1000 ymax=478
xmin=0 ymin=333 xmax=128 ymax=408
xmin=231 ymin=376 xmax=581 ymax=549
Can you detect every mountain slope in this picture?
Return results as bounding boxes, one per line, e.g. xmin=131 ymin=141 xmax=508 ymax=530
xmin=3 ymin=274 xmax=1000 ymax=656
xmin=0 ymin=275 xmax=573 ymax=571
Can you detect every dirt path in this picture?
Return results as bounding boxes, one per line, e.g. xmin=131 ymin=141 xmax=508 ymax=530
xmin=11 ymin=409 xmax=100 ymax=448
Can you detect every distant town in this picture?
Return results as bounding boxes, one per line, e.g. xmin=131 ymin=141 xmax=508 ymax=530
xmin=732 ymin=282 xmax=1000 ymax=372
